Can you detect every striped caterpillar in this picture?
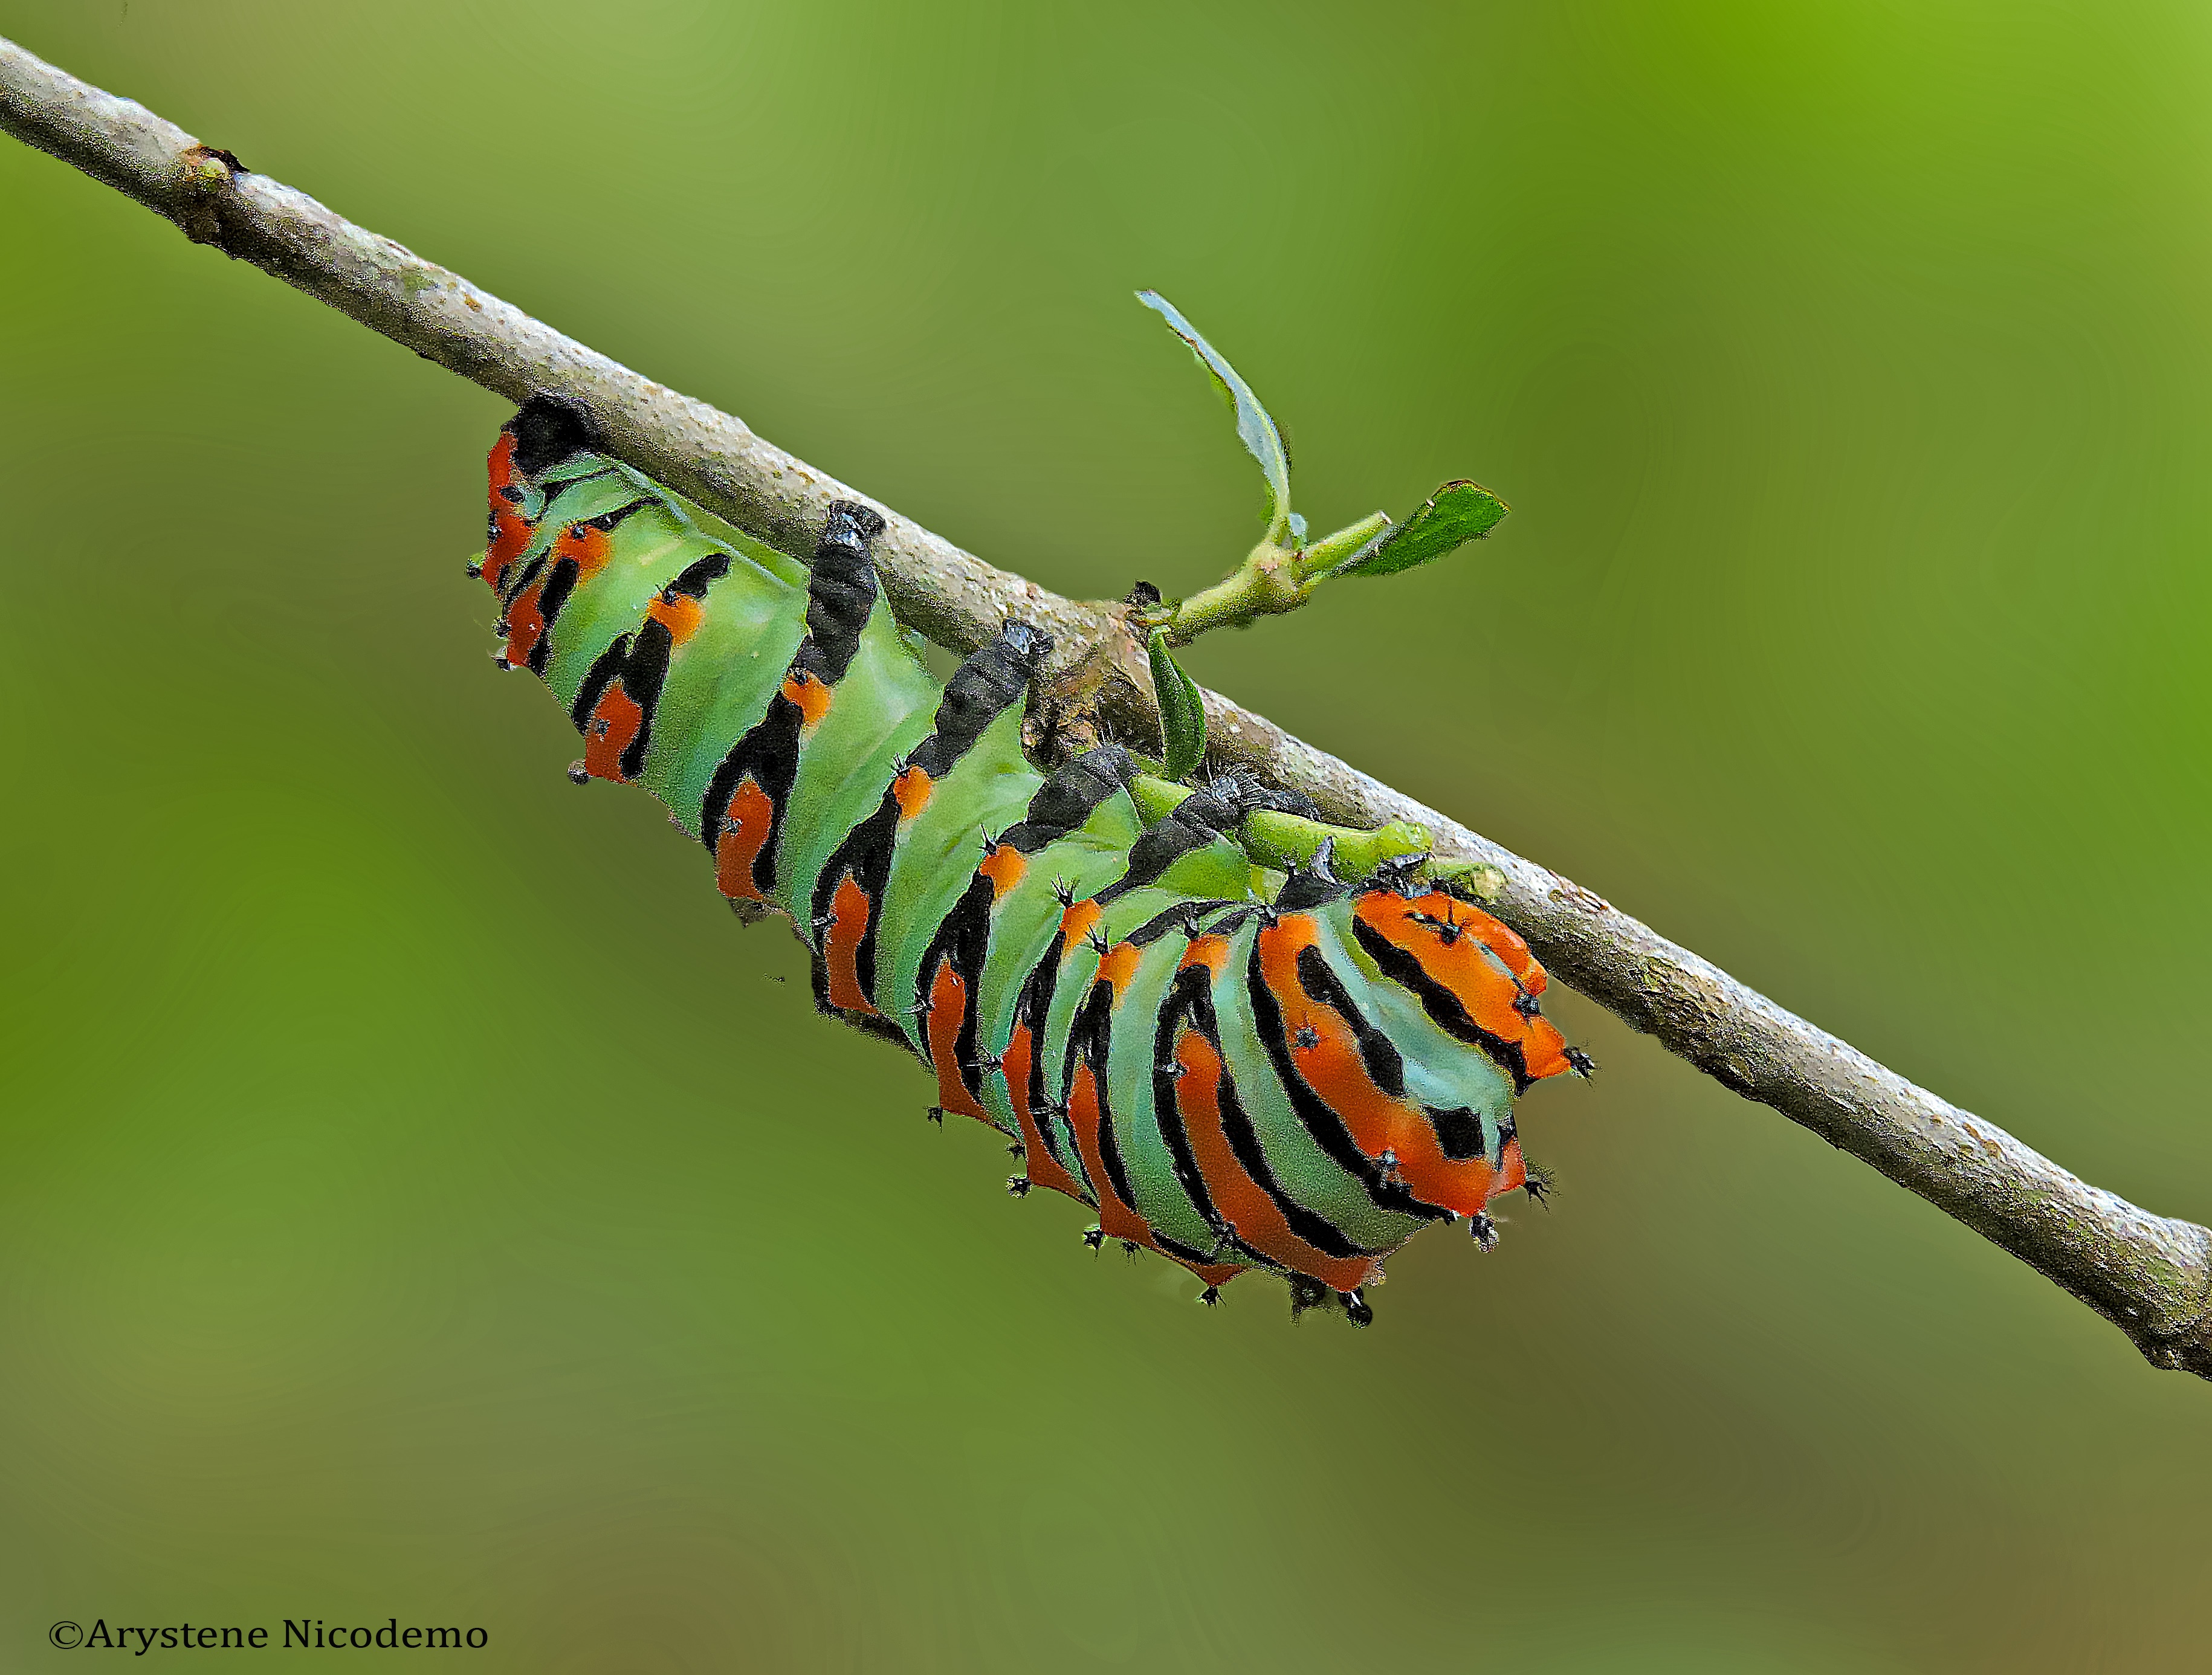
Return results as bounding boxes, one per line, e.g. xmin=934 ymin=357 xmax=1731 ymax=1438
xmin=480 ymin=397 xmax=1585 ymax=1323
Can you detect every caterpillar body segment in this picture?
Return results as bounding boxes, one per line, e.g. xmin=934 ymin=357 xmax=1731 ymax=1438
xmin=480 ymin=399 xmax=1582 ymax=1319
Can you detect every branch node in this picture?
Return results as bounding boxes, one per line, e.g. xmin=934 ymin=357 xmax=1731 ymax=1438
xmin=175 ymin=142 xmax=246 ymax=251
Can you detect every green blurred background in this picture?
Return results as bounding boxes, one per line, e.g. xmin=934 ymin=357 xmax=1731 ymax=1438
xmin=4 ymin=1 xmax=2210 ymax=1668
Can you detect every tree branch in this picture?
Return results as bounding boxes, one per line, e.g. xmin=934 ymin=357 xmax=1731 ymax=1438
xmin=7 ymin=32 xmax=2207 ymax=1376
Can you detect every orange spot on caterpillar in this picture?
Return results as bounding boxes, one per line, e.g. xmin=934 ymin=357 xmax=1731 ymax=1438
xmin=1182 ymin=1254 xmax=1246 ymax=1288
xmin=1180 ymin=934 xmax=1232 ymax=980
xmin=1513 ymin=1021 xmax=1576 ymax=1083
xmin=781 ymin=671 xmax=832 ymax=732
xmin=1067 ymin=1053 xmax=1145 ymax=1244
xmin=645 ymin=591 xmax=704 ymax=645
xmin=714 ymin=776 xmax=777 ymax=902
xmin=581 ymin=684 xmax=645 ymax=783
xmin=501 ymin=576 xmax=551 ymax=669
xmin=1057 ymin=899 xmax=1103 ymax=958
xmin=978 ymin=842 xmax=1027 ymax=899
xmin=820 ymin=874 xmax=879 ymax=1015
xmin=1002 ymin=1019 xmax=1092 ymax=1206
xmin=549 ymin=520 xmax=614 ymax=581
xmin=483 ymin=431 xmax=532 ymax=593
xmin=1493 ymin=1137 xmax=1528 ymax=1199
xmin=891 ymin=765 xmax=934 ymax=823
xmin=1095 ymin=942 xmax=1143 ymax=997
xmin=923 ymin=958 xmax=989 ymax=1126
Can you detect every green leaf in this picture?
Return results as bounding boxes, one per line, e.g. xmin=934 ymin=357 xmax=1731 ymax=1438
xmin=1337 ymin=480 xmax=1508 ymax=579
xmin=1137 ymin=291 xmax=1292 ymax=541
xmin=1148 ymin=627 xmax=1209 ymax=782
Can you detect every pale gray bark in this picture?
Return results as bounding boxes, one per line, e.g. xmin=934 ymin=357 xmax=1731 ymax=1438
xmin=7 ymin=32 xmax=2207 ymax=1375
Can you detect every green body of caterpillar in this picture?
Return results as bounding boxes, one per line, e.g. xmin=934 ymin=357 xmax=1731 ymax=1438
xmin=480 ymin=399 xmax=1583 ymax=1319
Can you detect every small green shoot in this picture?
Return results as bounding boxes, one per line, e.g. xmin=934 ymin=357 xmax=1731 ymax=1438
xmin=1132 ymin=294 xmax=1510 ymax=645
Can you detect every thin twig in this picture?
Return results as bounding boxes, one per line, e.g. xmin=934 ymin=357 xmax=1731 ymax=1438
xmin=5 ymin=32 xmax=2207 ymax=1375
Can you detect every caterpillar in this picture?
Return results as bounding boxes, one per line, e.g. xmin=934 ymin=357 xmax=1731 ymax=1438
xmin=479 ymin=397 xmax=1586 ymax=1323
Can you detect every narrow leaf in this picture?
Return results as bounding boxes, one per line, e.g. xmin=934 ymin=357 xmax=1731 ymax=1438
xmin=1148 ymin=627 xmax=1209 ymax=782
xmin=1137 ymin=290 xmax=1292 ymax=540
xmin=1338 ymin=480 xmax=1508 ymax=579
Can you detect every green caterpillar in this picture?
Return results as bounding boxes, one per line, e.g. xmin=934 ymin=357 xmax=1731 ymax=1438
xmin=479 ymin=398 xmax=1583 ymax=1321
